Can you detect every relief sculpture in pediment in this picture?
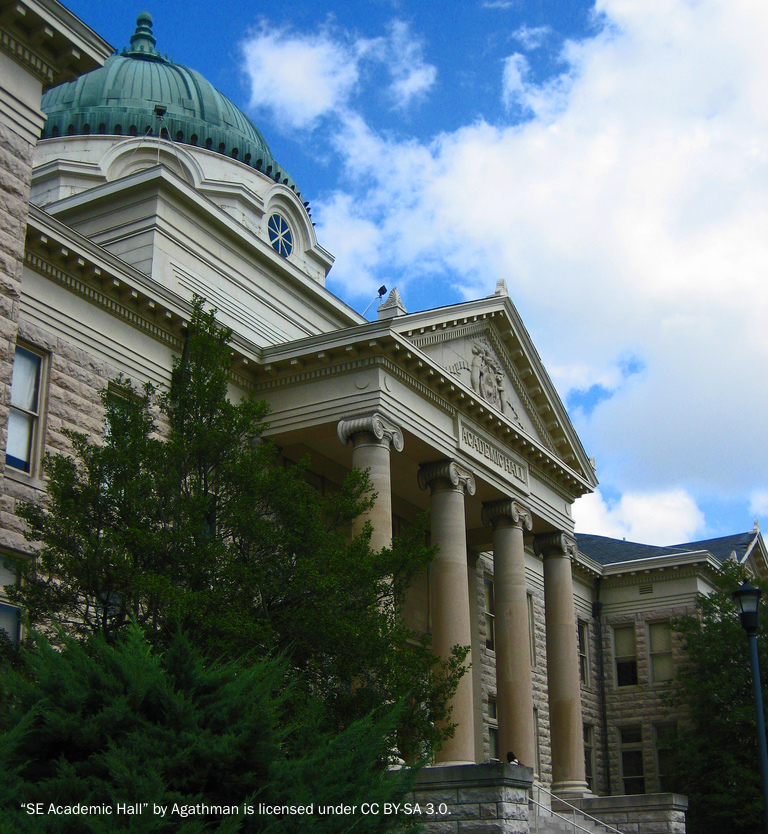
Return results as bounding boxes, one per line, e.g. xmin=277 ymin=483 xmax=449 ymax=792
xmin=447 ymin=338 xmax=522 ymax=425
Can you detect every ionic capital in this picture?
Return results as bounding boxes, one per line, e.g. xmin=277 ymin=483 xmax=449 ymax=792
xmin=533 ymin=531 xmax=577 ymax=561
xmin=481 ymin=499 xmax=532 ymax=531
xmin=418 ymin=459 xmax=476 ymax=496
xmin=337 ymin=412 xmax=404 ymax=452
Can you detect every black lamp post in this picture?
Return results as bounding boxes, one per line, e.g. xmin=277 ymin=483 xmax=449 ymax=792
xmin=733 ymin=581 xmax=768 ymax=832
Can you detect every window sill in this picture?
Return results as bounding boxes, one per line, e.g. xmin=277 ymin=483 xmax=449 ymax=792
xmin=4 ymin=465 xmax=46 ymax=493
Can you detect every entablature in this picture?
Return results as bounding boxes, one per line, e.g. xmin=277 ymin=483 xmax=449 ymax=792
xmin=256 ymin=323 xmax=594 ymax=501
xmin=0 ymin=0 xmax=112 ymax=88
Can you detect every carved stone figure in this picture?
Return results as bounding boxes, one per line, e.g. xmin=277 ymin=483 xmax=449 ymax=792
xmin=447 ymin=339 xmax=522 ymax=425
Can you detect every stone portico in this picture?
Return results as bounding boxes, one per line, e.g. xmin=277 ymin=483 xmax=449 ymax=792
xmin=254 ymin=290 xmax=597 ymax=794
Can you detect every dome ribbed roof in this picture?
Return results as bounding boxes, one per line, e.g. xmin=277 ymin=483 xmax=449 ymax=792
xmin=41 ymin=12 xmax=299 ymax=194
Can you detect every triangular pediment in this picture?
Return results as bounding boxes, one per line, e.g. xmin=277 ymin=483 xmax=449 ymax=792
xmin=422 ymin=332 xmax=537 ymax=438
xmin=389 ymin=295 xmax=597 ymax=488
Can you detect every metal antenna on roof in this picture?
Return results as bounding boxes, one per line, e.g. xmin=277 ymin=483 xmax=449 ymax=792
xmin=125 ymin=102 xmax=186 ymax=174
xmin=362 ymin=286 xmax=387 ymax=318
xmin=154 ymin=104 xmax=187 ymax=173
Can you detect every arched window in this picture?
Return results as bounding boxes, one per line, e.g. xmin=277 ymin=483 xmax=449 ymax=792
xmin=267 ymin=214 xmax=293 ymax=258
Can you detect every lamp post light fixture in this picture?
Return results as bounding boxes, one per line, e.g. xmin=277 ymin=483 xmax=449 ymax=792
xmin=733 ymin=581 xmax=768 ymax=833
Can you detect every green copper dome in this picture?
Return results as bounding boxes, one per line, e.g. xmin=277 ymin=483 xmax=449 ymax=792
xmin=41 ymin=12 xmax=299 ymax=194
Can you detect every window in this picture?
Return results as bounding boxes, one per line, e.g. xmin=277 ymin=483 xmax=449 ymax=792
xmin=484 ymin=577 xmax=495 ymax=651
xmin=528 ymin=593 xmax=536 ymax=666
xmin=6 ymin=346 xmax=43 ymax=473
xmin=578 ymin=620 xmax=590 ymax=687
xmin=267 ymin=213 xmax=293 ymax=257
xmin=620 ymin=726 xmax=645 ymax=794
xmin=649 ymin=622 xmax=673 ymax=683
xmin=614 ymin=625 xmax=638 ymax=686
xmin=584 ymin=724 xmax=595 ymax=792
xmin=0 ymin=603 xmax=19 ymax=646
xmin=0 ymin=559 xmax=19 ymax=647
xmin=654 ymin=723 xmax=677 ymax=791
xmin=488 ymin=697 xmax=499 ymax=761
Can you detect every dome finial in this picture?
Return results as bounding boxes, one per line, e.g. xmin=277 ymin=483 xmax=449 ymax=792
xmin=128 ymin=11 xmax=161 ymax=59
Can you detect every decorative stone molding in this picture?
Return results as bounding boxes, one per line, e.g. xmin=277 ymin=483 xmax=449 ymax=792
xmin=25 ymin=250 xmax=185 ymax=351
xmin=337 ymin=412 xmax=404 ymax=451
xmin=418 ymin=459 xmax=476 ymax=496
xmin=481 ymin=498 xmax=533 ymax=531
xmin=377 ymin=287 xmax=407 ymax=319
xmin=534 ymin=531 xmax=577 ymax=560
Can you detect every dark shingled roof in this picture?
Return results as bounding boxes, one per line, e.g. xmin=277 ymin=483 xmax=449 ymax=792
xmin=575 ymin=531 xmax=757 ymax=567
xmin=669 ymin=532 xmax=756 ymax=564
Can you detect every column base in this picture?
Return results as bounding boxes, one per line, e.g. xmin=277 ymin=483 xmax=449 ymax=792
xmin=431 ymin=759 xmax=476 ymax=767
xmin=551 ymin=780 xmax=591 ymax=800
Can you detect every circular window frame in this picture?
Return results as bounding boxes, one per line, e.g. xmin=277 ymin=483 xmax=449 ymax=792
xmin=267 ymin=213 xmax=293 ymax=258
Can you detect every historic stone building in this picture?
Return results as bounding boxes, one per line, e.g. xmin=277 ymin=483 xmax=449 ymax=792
xmin=1 ymin=3 xmax=765 ymax=831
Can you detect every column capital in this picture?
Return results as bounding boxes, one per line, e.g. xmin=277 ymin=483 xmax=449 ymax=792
xmin=418 ymin=459 xmax=476 ymax=496
xmin=337 ymin=412 xmax=404 ymax=451
xmin=481 ymin=499 xmax=532 ymax=531
xmin=534 ymin=531 xmax=577 ymax=560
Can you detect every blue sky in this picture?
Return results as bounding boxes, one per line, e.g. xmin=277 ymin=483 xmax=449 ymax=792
xmin=63 ymin=0 xmax=768 ymax=545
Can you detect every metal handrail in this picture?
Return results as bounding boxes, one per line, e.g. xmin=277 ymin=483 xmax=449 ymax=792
xmin=530 ymin=796 xmax=595 ymax=834
xmin=529 ymin=783 xmax=624 ymax=834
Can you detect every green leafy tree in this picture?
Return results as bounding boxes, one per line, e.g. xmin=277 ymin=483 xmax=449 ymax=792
xmin=0 ymin=624 xmax=419 ymax=833
xmin=669 ymin=560 xmax=768 ymax=834
xmin=5 ymin=297 xmax=464 ymax=761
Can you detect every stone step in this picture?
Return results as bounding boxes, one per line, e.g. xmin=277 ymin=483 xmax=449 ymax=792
xmin=529 ymin=803 xmax=611 ymax=834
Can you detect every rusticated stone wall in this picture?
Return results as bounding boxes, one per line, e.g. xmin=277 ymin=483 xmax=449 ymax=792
xmin=412 ymin=762 xmax=533 ymax=834
xmin=602 ymin=607 xmax=691 ymax=796
xmin=0 ymin=121 xmax=31 ymax=480
xmin=0 ymin=317 xmax=118 ymax=554
xmin=573 ymin=792 xmax=687 ymax=834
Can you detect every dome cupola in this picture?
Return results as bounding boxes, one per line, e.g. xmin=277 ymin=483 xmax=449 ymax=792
xmin=40 ymin=13 xmax=300 ymax=194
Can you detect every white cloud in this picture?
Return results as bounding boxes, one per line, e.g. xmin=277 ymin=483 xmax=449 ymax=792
xmin=244 ymin=0 xmax=768 ymax=537
xmin=385 ymin=21 xmax=437 ymax=108
xmin=573 ymin=489 xmax=705 ymax=545
xmin=513 ymin=24 xmax=551 ymax=50
xmin=749 ymin=493 xmax=768 ymax=518
xmin=501 ymin=53 xmax=530 ymax=111
xmin=315 ymin=0 xmax=768 ymax=534
xmin=241 ymin=26 xmax=360 ymax=129
xmin=240 ymin=20 xmax=436 ymax=129
xmin=315 ymin=191 xmax=386 ymax=299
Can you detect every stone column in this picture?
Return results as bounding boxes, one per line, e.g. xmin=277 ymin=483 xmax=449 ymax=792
xmin=535 ymin=532 xmax=588 ymax=798
xmin=482 ymin=499 xmax=536 ymax=770
xmin=418 ymin=459 xmax=476 ymax=765
xmin=337 ymin=412 xmax=403 ymax=552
